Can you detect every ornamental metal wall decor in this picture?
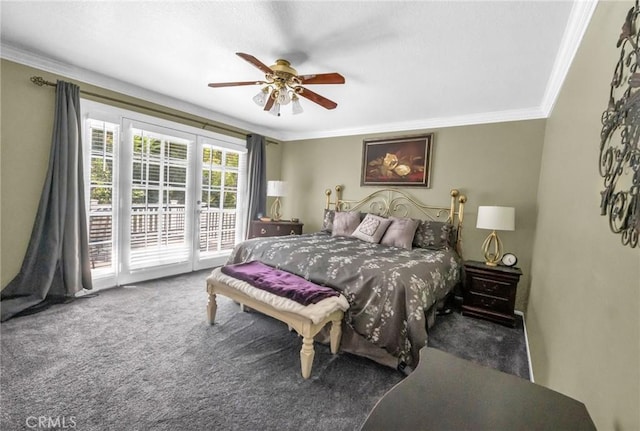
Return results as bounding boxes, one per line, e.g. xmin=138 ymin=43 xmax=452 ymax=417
xmin=599 ymin=0 xmax=640 ymax=248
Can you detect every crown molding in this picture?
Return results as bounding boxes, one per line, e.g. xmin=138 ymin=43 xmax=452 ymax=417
xmin=0 ymin=43 xmax=282 ymax=141
xmin=276 ymin=108 xmax=548 ymax=141
xmin=540 ymin=0 xmax=598 ymax=116
xmin=2 ymin=0 xmax=596 ymax=145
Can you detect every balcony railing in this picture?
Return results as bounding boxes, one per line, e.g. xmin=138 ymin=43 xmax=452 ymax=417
xmin=88 ymin=203 xmax=236 ymax=269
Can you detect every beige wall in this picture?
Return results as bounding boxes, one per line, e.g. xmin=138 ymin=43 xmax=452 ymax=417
xmin=280 ymin=120 xmax=546 ymax=311
xmin=1 ymin=61 xmax=55 ymax=287
xmin=528 ymin=2 xmax=640 ymax=430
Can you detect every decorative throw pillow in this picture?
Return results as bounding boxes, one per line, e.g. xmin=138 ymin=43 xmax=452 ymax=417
xmin=352 ymin=214 xmax=392 ymax=243
xmin=321 ymin=209 xmax=335 ymax=233
xmin=380 ymin=217 xmax=420 ymax=250
xmin=413 ymin=220 xmax=456 ymax=250
xmin=331 ymin=211 xmax=361 ymax=237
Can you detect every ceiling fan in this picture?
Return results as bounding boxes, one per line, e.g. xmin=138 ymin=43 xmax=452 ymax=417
xmin=208 ymin=52 xmax=345 ymax=116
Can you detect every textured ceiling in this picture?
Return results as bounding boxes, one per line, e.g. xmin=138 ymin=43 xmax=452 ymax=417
xmin=1 ymin=1 xmax=596 ymax=141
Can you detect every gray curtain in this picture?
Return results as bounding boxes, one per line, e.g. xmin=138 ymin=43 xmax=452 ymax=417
xmin=244 ymin=134 xmax=267 ymax=238
xmin=1 ymin=81 xmax=93 ymax=322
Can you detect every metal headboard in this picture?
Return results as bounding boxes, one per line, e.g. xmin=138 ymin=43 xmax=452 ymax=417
xmin=324 ymin=185 xmax=467 ymax=255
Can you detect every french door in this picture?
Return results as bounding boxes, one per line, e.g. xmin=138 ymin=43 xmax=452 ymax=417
xmin=83 ymin=101 xmax=246 ymax=288
xmin=194 ymin=135 xmax=246 ymax=270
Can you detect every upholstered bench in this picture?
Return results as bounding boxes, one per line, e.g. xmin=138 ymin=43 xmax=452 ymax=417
xmin=206 ymin=263 xmax=349 ymax=379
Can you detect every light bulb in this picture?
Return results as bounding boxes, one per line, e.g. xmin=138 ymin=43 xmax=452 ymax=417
xmin=277 ymin=89 xmax=291 ymax=105
xmin=269 ymin=102 xmax=281 ymax=117
xmin=291 ymin=94 xmax=304 ymax=115
xmin=252 ymin=88 xmax=268 ymax=107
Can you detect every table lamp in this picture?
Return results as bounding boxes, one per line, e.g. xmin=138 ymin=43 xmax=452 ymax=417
xmin=476 ymin=206 xmax=515 ymax=266
xmin=267 ymin=180 xmax=287 ymax=221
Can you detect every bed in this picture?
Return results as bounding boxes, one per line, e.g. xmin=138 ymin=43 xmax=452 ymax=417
xmin=220 ymin=186 xmax=466 ymax=369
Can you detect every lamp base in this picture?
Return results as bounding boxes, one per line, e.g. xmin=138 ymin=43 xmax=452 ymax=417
xmin=481 ymin=230 xmax=503 ymax=266
xmin=270 ymin=197 xmax=282 ymax=222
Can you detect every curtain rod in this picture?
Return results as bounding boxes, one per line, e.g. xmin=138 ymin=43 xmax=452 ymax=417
xmin=29 ymin=76 xmax=278 ymax=145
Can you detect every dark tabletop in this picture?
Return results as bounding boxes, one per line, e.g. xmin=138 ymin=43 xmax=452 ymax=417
xmin=360 ymin=347 xmax=596 ymax=431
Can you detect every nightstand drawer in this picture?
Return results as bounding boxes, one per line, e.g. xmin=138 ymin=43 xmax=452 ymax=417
xmin=468 ymin=276 xmax=513 ymax=298
xmin=462 ymin=260 xmax=522 ymax=327
xmin=260 ymin=224 xmax=285 ymax=236
xmin=249 ymin=221 xmax=303 ymax=238
xmin=465 ymin=291 xmax=512 ymax=314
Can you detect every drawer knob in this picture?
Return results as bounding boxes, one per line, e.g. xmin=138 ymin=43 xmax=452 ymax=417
xmin=290 ymin=230 xmax=296 ymax=235
xmin=260 ymin=228 xmax=267 ymax=235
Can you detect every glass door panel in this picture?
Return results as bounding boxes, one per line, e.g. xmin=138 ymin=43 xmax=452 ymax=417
xmin=83 ymin=102 xmax=247 ymax=287
xmin=120 ymin=121 xmax=195 ymax=283
xmin=86 ymin=119 xmax=118 ymax=281
xmin=194 ymin=139 xmax=246 ymax=269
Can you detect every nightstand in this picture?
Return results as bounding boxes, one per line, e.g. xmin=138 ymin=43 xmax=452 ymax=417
xmin=462 ymin=260 xmax=522 ymax=327
xmin=249 ymin=220 xmax=303 ymax=239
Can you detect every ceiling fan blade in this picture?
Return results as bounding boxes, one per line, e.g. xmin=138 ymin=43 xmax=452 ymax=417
xmin=298 ymin=73 xmax=345 ymax=85
xmin=208 ymin=81 xmax=265 ymax=88
xmin=236 ymin=52 xmax=273 ymax=75
xmin=263 ymin=93 xmax=276 ymax=111
xmin=298 ymin=87 xmax=338 ymax=110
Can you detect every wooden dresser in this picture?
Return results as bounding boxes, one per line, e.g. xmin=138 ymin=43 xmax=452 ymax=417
xmin=249 ymin=220 xmax=303 ymax=239
xmin=462 ymin=260 xmax=522 ymax=327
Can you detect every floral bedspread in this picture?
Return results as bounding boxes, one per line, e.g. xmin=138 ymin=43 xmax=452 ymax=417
xmin=226 ymin=232 xmax=461 ymax=367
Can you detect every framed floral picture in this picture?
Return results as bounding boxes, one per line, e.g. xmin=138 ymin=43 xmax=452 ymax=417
xmin=361 ymin=134 xmax=433 ymax=187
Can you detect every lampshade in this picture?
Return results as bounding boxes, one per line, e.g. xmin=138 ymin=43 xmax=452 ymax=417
xmin=291 ymin=94 xmax=304 ymax=115
xmin=269 ymin=101 xmax=281 ymax=117
xmin=252 ymin=88 xmax=268 ymax=107
xmin=277 ymin=89 xmax=291 ymax=105
xmin=476 ymin=206 xmax=515 ymax=231
xmin=267 ymin=180 xmax=287 ymax=197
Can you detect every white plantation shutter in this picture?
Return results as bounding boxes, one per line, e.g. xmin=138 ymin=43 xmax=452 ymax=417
xmin=86 ymin=119 xmax=119 ymax=276
xmin=126 ymin=122 xmax=195 ymax=271
xmin=198 ymin=137 xmax=247 ymax=257
xmin=82 ymin=100 xmax=247 ymax=286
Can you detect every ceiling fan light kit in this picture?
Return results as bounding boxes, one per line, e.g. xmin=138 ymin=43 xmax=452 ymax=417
xmin=291 ymin=94 xmax=304 ymax=115
xmin=252 ymin=87 xmax=269 ymax=107
xmin=209 ymin=52 xmax=345 ymax=116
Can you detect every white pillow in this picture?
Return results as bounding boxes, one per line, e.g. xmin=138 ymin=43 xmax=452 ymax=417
xmin=351 ymin=214 xmax=391 ymax=243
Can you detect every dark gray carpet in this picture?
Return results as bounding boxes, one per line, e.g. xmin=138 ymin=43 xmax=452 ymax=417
xmin=1 ymin=269 xmax=529 ymax=431
xmin=428 ymin=310 xmax=530 ymax=380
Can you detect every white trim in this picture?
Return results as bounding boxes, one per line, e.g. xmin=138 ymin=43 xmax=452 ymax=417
xmin=276 ymin=107 xmax=547 ymax=142
xmin=2 ymin=0 xmax=597 ymax=144
xmin=515 ymin=310 xmax=535 ymax=383
xmin=1 ymin=43 xmax=281 ymax=140
xmin=278 ymin=109 xmax=546 ymax=142
xmin=193 ymin=136 xmax=248 ymax=269
xmin=540 ymin=0 xmax=598 ymax=116
xmin=126 ymin=119 xmax=196 ymax=143
xmin=82 ymin=99 xmax=245 ymax=149
xmin=81 ymin=99 xmax=247 ymax=286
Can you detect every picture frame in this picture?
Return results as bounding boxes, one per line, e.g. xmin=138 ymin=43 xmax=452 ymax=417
xmin=361 ymin=134 xmax=433 ymax=187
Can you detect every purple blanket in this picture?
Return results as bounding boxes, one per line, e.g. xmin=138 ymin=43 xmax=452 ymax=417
xmin=220 ymin=261 xmax=340 ymax=306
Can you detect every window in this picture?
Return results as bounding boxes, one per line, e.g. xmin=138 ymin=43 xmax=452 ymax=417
xmin=199 ymin=142 xmax=245 ymax=256
xmin=87 ymin=119 xmax=119 ymax=276
xmin=128 ymin=128 xmax=192 ymax=270
xmin=82 ymin=100 xmax=247 ymax=288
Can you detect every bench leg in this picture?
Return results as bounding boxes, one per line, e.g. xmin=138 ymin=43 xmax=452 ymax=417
xmin=207 ymin=291 xmax=217 ymax=325
xmin=300 ymin=336 xmax=315 ymax=379
xmin=330 ymin=318 xmax=342 ymax=354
